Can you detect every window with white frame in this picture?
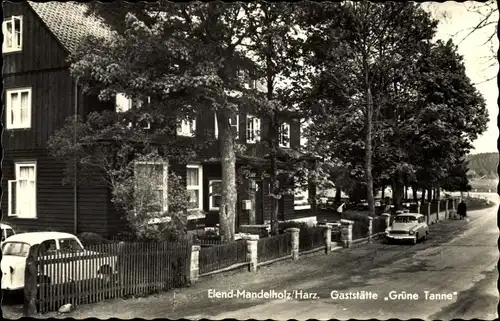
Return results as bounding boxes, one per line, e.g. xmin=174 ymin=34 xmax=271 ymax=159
xmin=214 ymin=113 xmax=239 ymax=139
xmin=6 ymin=88 xmax=31 ymax=129
xmin=279 ymin=122 xmax=291 ymax=148
xmin=3 ymin=16 xmax=22 ymax=53
xmin=115 ymin=93 xmax=151 ymax=129
xmin=8 ymin=162 xmax=37 ymax=218
xmin=134 ymin=161 xmax=168 ymax=215
xmin=177 ymin=119 xmax=196 ymax=137
xmin=246 ymin=115 xmax=261 ymax=143
xmin=294 ymin=182 xmax=311 ymax=210
xmin=186 ymin=164 xmax=203 ymax=211
xmin=209 ymin=180 xmax=222 ymax=211
xmin=115 ymin=93 xmax=151 ymax=112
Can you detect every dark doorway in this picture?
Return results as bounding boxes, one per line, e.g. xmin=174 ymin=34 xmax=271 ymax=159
xmin=255 ymin=181 xmax=264 ymax=224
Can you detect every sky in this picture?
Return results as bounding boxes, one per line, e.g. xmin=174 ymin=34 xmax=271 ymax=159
xmin=425 ymin=1 xmax=498 ymax=155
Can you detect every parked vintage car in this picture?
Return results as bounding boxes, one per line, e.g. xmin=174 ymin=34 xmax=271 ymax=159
xmin=1 ymin=232 xmax=118 ymax=291
xmin=1 ymin=223 xmax=16 ymax=243
xmin=385 ymin=213 xmax=429 ymax=245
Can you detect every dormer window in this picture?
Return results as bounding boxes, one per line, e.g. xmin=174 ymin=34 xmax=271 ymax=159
xmin=115 ymin=93 xmax=151 ymax=129
xmin=115 ymin=93 xmax=150 ymax=112
xmin=3 ymin=16 xmax=22 ymax=53
xmin=279 ymin=122 xmax=290 ymax=148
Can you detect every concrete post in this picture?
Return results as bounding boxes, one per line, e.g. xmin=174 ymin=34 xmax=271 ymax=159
xmin=340 ymin=219 xmax=354 ymax=248
xmin=286 ymin=228 xmax=300 ymax=260
xmin=381 ymin=213 xmax=391 ymax=230
xmin=189 ymin=245 xmax=200 ymax=283
xmin=452 ymin=199 xmax=456 ymax=211
xmin=368 ymin=216 xmax=373 ymax=243
xmin=241 ymin=234 xmax=259 ymax=272
xmin=323 ymin=225 xmax=332 ymax=254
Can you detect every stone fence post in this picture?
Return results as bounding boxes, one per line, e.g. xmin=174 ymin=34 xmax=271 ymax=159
xmin=24 ymin=244 xmax=40 ymax=316
xmin=241 ymin=234 xmax=259 ymax=272
xmin=340 ymin=219 xmax=354 ymax=248
xmin=427 ymin=203 xmax=431 ymax=224
xmin=189 ymin=245 xmax=200 ymax=284
xmin=286 ymin=228 xmax=300 ymax=260
xmin=368 ymin=217 xmax=373 ymax=243
xmin=381 ymin=213 xmax=391 ymax=230
xmin=323 ymin=225 xmax=332 ymax=254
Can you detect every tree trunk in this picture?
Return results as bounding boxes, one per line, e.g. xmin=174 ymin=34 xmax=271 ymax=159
xmin=392 ymin=174 xmax=402 ymax=211
xmin=427 ymin=188 xmax=432 ymax=202
xmin=436 ymin=188 xmax=441 ymax=200
xmin=412 ymin=185 xmax=418 ymax=201
xmin=249 ymin=179 xmax=256 ymax=225
xmin=363 ymin=56 xmax=376 ymax=217
xmin=265 ymin=21 xmax=280 ymax=236
xmin=216 ymin=109 xmax=236 ymax=241
xmin=404 ymin=185 xmax=408 ymax=200
xmin=268 ymin=110 xmax=280 ymax=236
xmin=421 ymin=188 xmax=426 ymax=203
xmin=381 ymin=186 xmax=385 ymax=199
xmin=335 ymin=187 xmax=342 ymax=202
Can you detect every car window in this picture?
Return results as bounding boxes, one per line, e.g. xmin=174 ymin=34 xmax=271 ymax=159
xmin=39 ymin=240 xmax=58 ymax=256
xmin=59 ymin=238 xmax=83 ymax=253
xmin=2 ymin=242 xmax=30 ymax=257
xmin=5 ymin=228 xmax=15 ymax=238
xmin=394 ymin=216 xmax=417 ymax=223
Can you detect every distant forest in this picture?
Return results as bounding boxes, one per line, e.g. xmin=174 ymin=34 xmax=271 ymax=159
xmin=467 ymin=152 xmax=498 ymax=178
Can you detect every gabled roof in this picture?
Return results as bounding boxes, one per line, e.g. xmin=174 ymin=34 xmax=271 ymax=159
xmin=28 ymin=1 xmax=111 ymax=53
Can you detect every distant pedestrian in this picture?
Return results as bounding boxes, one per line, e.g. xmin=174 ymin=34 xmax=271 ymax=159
xmin=457 ymin=199 xmax=467 ymax=219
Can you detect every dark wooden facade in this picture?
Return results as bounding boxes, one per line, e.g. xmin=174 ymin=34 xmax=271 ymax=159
xmin=2 ymin=2 xmax=123 ymax=237
xmin=2 ymin=2 xmax=316 ymax=238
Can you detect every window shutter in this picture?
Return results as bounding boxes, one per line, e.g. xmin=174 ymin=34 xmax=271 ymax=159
xmin=255 ymin=117 xmax=261 ymax=142
xmin=214 ymin=113 xmax=218 ymax=138
xmin=13 ymin=16 xmax=22 ymax=49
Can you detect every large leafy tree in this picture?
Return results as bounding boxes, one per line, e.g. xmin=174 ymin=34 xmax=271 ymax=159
xmin=409 ymin=39 xmax=489 ymax=200
xmin=237 ymin=2 xmax=318 ymax=235
xmin=301 ymin=2 xmax=437 ymax=214
xmin=60 ymin=1 xmax=266 ymax=241
xmin=48 ymin=111 xmax=196 ymax=240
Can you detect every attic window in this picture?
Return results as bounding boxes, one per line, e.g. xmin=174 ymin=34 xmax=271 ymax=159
xmin=3 ymin=16 xmax=23 ymax=53
xmin=115 ymin=93 xmax=151 ymax=129
xmin=115 ymin=93 xmax=150 ymax=112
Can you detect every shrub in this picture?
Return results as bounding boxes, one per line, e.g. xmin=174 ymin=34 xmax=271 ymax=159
xmin=341 ymin=210 xmax=371 ymax=222
xmin=278 ymin=221 xmax=309 ymax=233
xmin=78 ymin=232 xmax=108 ymax=246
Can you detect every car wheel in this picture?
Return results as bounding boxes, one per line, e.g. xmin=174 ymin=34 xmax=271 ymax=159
xmin=412 ymin=234 xmax=418 ymax=245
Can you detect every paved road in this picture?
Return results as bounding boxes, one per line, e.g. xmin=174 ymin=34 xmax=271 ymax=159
xmin=3 ymin=194 xmax=498 ymax=320
xmin=186 ymin=193 xmax=499 ymax=320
